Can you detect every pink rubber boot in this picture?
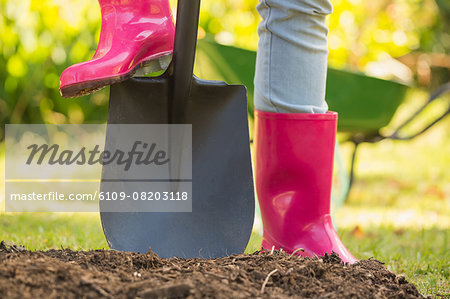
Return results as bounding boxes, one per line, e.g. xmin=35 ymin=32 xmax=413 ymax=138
xmin=254 ymin=110 xmax=357 ymax=264
xmin=59 ymin=0 xmax=175 ymax=98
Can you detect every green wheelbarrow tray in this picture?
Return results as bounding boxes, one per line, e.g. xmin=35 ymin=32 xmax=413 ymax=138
xmin=196 ymin=37 xmax=409 ymax=133
xmin=325 ymin=68 xmax=408 ymax=133
xmin=196 ymin=38 xmax=449 ymax=140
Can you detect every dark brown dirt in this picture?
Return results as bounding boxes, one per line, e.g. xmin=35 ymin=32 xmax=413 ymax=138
xmin=0 ymin=241 xmax=426 ymax=299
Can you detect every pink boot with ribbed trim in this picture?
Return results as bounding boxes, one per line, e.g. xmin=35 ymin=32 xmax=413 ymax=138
xmin=60 ymin=0 xmax=174 ymax=98
xmin=254 ymin=110 xmax=357 ymax=263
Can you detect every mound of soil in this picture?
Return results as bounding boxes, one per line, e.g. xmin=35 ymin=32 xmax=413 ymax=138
xmin=0 ymin=241 xmax=426 ymax=299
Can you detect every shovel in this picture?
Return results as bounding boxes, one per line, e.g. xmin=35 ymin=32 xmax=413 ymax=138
xmin=99 ymin=0 xmax=255 ymax=258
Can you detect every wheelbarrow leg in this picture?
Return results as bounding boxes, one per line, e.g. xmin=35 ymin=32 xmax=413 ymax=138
xmin=348 ymin=141 xmax=360 ymax=193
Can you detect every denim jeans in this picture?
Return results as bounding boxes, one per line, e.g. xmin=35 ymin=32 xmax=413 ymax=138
xmin=254 ymin=0 xmax=332 ymax=113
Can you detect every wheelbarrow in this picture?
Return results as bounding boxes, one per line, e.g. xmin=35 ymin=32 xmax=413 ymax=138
xmin=326 ymin=74 xmax=450 ymax=202
xmin=194 ymin=38 xmax=450 ymax=209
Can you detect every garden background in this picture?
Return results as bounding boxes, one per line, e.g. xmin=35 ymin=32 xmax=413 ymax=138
xmin=0 ymin=0 xmax=449 ymax=296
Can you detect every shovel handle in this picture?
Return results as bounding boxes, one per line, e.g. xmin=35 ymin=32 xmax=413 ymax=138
xmin=170 ymin=0 xmax=201 ymax=123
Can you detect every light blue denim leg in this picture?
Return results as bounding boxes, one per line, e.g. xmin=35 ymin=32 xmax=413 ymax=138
xmin=254 ymin=0 xmax=332 ymax=113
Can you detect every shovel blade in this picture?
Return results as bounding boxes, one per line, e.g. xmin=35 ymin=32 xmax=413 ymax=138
xmin=100 ymin=76 xmax=255 ymax=258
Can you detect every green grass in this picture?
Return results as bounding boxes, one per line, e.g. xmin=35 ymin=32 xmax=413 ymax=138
xmin=1 ymin=89 xmax=449 ymax=297
xmin=0 ymin=213 xmax=108 ymax=250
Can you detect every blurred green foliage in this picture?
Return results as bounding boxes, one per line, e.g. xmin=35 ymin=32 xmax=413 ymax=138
xmin=327 ymin=0 xmax=447 ymax=68
xmin=0 ymin=0 xmax=449 ymax=138
xmin=0 ymin=0 xmax=110 ymax=136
